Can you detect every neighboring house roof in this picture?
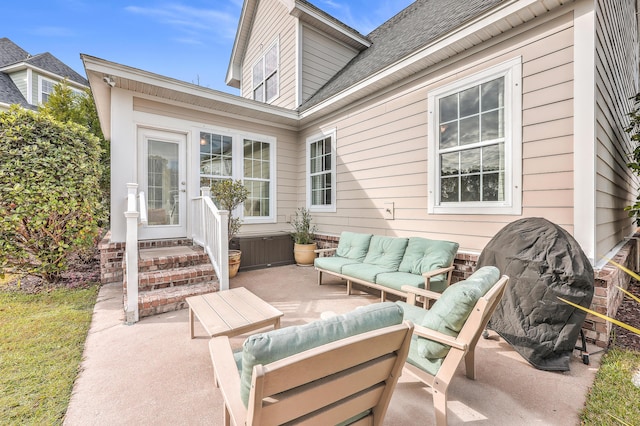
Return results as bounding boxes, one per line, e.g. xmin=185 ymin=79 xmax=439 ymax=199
xmin=299 ymin=0 xmax=507 ymax=110
xmin=0 ymin=37 xmax=88 ymax=109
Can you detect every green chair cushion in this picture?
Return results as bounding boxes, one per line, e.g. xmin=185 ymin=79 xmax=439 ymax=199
xmin=375 ymin=272 xmax=448 ymax=293
xmin=415 ymin=266 xmax=499 ymax=360
xmin=398 ymin=238 xmax=459 ymax=279
xmin=341 ymin=263 xmax=397 ymax=283
xmin=237 ymin=302 xmax=404 ymax=407
xmin=361 ymin=236 xmax=408 ymax=270
xmin=335 ymin=232 xmax=373 ymax=261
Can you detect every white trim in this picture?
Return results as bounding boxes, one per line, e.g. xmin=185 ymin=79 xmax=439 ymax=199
xmin=296 ymin=19 xmax=302 ymax=107
xmin=26 ymin=68 xmax=32 ymax=104
xmin=573 ymin=0 xmax=596 ymax=264
xmin=427 ymin=57 xmax=522 ymax=215
xmin=306 ymin=128 xmax=337 ymax=212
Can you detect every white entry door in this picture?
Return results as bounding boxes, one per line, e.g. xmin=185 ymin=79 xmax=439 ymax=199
xmin=138 ymin=129 xmax=187 ymax=240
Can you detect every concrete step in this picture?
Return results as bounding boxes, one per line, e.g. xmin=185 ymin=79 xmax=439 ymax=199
xmin=138 ymin=263 xmax=216 ymax=291
xmin=137 ymin=282 xmax=218 ymax=318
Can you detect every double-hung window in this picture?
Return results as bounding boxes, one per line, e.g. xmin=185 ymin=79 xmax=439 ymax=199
xmin=38 ymin=77 xmax=56 ymax=104
xmin=306 ymin=130 xmax=336 ymax=212
xmin=199 ymin=130 xmax=275 ymax=222
xmin=428 ymin=58 xmax=522 ymax=215
xmin=252 ymin=41 xmax=279 ymax=103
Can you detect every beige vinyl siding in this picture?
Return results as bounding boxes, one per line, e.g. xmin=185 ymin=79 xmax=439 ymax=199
xmin=132 ymin=97 xmax=299 ymax=233
xmin=301 ymin=26 xmax=358 ymax=105
xmin=8 ymin=70 xmax=28 ymax=102
xmin=594 ymin=0 xmax=639 ymax=256
xmin=299 ymin=11 xmax=576 ymax=253
xmin=241 ymin=0 xmax=297 ymax=109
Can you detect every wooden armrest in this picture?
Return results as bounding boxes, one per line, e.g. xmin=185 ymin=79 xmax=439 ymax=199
xmin=314 ymin=248 xmax=337 ymax=256
xmin=413 ymin=324 xmax=467 ymax=351
xmin=401 ymin=285 xmax=442 ymax=302
xmin=209 ymin=337 xmax=247 ymax=425
xmin=421 ymin=266 xmax=454 ymax=279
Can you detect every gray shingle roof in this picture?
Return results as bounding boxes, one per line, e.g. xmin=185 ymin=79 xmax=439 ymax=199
xmin=0 ymin=71 xmax=34 ymax=109
xmin=0 ymin=37 xmax=29 ymax=67
xmin=299 ymin=0 xmax=507 ymax=111
xmin=25 ymin=52 xmax=88 ymax=86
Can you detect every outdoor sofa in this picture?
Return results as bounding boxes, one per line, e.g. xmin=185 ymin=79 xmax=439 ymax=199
xmin=314 ymin=231 xmax=459 ymax=301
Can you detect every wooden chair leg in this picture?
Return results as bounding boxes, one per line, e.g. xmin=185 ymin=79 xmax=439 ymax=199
xmin=433 ymin=388 xmax=448 ymax=426
xmin=318 ymin=270 xmax=323 ymax=285
xmin=224 ymin=405 xmax=231 ymax=426
xmin=347 ymin=280 xmax=352 ymax=295
xmin=465 ymin=349 xmax=476 ymax=380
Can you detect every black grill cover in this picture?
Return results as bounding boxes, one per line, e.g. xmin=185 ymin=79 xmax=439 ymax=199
xmin=476 ymin=217 xmax=594 ymax=371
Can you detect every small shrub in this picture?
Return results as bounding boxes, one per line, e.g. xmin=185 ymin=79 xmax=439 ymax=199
xmin=291 ymin=207 xmax=316 ymax=244
xmin=0 ymin=107 xmax=102 ymax=283
xmin=210 ymin=179 xmax=249 ymax=243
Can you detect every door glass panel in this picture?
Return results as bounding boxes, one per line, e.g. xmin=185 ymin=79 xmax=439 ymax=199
xmin=147 ymin=140 xmax=179 ymax=226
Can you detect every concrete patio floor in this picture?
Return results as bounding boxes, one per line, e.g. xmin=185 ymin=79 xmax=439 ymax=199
xmin=64 ymin=264 xmax=602 ymax=425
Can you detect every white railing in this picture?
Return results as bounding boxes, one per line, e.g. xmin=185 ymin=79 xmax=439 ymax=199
xmin=192 ymin=187 xmax=229 ymax=291
xmin=124 ymin=183 xmax=147 ymax=324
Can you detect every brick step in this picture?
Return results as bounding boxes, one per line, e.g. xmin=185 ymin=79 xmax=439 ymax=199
xmin=138 ymin=238 xmax=194 ymax=250
xmin=137 ymin=282 xmax=218 ymax=318
xmin=138 ymin=263 xmax=217 ymax=291
xmin=138 ymin=246 xmax=210 ymax=272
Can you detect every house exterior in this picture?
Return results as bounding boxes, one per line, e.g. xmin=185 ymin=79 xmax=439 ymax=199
xmin=0 ymin=38 xmax=88 ymax=111
xmin=85 ymin=0 xmax=639 ymax=344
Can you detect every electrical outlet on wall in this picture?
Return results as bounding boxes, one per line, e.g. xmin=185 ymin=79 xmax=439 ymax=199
xmin=383 ymin=202 xmax=394 ymax=220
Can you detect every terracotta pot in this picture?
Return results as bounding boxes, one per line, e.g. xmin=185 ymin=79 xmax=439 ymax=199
xmin=229 ymin=249 xmax=242 ymax=278
xmin=293 ymin=243 xmax=317 ymax=266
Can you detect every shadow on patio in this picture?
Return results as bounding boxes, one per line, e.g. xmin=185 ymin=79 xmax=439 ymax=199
xmin=64 ymin=265 xmax=601 ymax=425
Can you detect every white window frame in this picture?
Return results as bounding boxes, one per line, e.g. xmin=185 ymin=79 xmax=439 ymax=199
xmin=251 ymin=39 xmax=279 ymax=103
xmin=198 ymin=127 xmax=276 ymax=224
xmin=427 ymin=57 xmax=522 ymax=215
xmin=38 ymin=76 xmax=56 ymax=104
xmin=306 ymin=129 xmax=337 ymax=213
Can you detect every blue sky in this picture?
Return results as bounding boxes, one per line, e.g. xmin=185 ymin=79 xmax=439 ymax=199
xmin=3 ymin=0 xmax=413 ymax=94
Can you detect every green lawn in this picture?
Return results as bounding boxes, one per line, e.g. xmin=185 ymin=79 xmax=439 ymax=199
xmin=0 ymin=285 xmax=98 ymax=424
xmin=580 ymin=347 xmax=640 ymax=425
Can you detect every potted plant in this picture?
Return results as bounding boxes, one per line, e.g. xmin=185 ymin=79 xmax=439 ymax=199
xmin=210 ymin=179 xmax=249 ymax=278
xmin=290 ymin=207 xmax=317 ymax=266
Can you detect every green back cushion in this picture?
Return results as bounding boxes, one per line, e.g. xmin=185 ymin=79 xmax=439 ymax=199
xmin=417 ymin=266 xmax=499 ymax=360
xmin=398 ymin=237 xmax=459 ymax=275
xmin=336 ymin=232 xmax=373 ymax=261
xmin=238 ymin=302 xmax=404 ymax=406
xmin=362 ymin=236 xmax=408 ymax=270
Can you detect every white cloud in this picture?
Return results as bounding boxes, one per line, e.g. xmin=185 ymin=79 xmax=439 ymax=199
xmin=125 ymin=3 xmax=239 ymax=44
xmin=31 ymin=26 xmax=76 ymax=37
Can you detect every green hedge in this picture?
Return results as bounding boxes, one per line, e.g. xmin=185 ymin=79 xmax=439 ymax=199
xmin=0 ymin=107 xmax=102 ymax=282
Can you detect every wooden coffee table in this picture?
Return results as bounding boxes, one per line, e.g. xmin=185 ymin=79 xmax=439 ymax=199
xmin=186 ymin=287 xmax=283 ymax=339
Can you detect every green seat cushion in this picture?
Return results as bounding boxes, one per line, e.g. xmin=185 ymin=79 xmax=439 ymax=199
xmin=237 ymin=302 xmax=404 ymax=407
xmin=414 ymin=266 xmax=499 ymax=361
xmin=314 ymin=256 xmax=362 ymax=274
xmin=341 ymin=263 xmax=397 ymax=283
xmin=375 ymin=272 xmax=448 ymax=293
xmin=398 ymin=238 xmax=459 ymax=284
xmin=362 ymin=236 xmax=408 ymax=270
xmin=335 ymin=232 xmax=373 ymax=261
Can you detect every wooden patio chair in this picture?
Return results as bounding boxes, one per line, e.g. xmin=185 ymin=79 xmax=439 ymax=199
xmin=396 ymin=266 xmax=509 ymax=426
xmin=209 ymin=302 xmax=414 ymax=426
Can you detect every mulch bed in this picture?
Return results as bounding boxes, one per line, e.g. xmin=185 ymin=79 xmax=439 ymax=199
xmin=610 ymin=279 xmax=640 ymax=352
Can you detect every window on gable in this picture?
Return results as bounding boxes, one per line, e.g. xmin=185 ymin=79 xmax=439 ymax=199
xmin=199 ymin=131 xmax=275 ymax=222
xmin=307 ymin=130 xmax=336 ymax=212
xmin=252 ymin=42 xmax=279 ymax=103
xmin=428 ymin=58 xmax=522 ymax=215
xmin=39 ymin=77 xmax=56 ymax=104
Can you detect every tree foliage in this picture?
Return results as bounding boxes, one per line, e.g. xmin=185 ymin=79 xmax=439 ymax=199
xmin=0 ymin=106 xmax=102 ymax=282
xmin=39 ymin=80 xmax=110 ymax=225
xmin=210 ymin=179 xmax=249 ymax=243
xmin=625 ymin=93 xmax=640 ymax=224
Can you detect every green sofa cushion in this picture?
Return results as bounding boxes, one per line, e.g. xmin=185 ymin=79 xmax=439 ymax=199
xmin=341 ymin=263 xmax=397 ymax=283
xmin=414 ymin=266 xmax=499 ymax=361
xmin=237 ymin=302 xmax=404 ymax=407
xmin=398 ymin=238 xmax=459 ymax=280
xmin=362 ymin=236 xmax=408 ymax=270
xmin=314 ymin=256 xmax=362 ymax=274
xmin=335 ymin=232 xmax=373 ymax=261
xmin=375 ymin=272 xmax=448 ymax=293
